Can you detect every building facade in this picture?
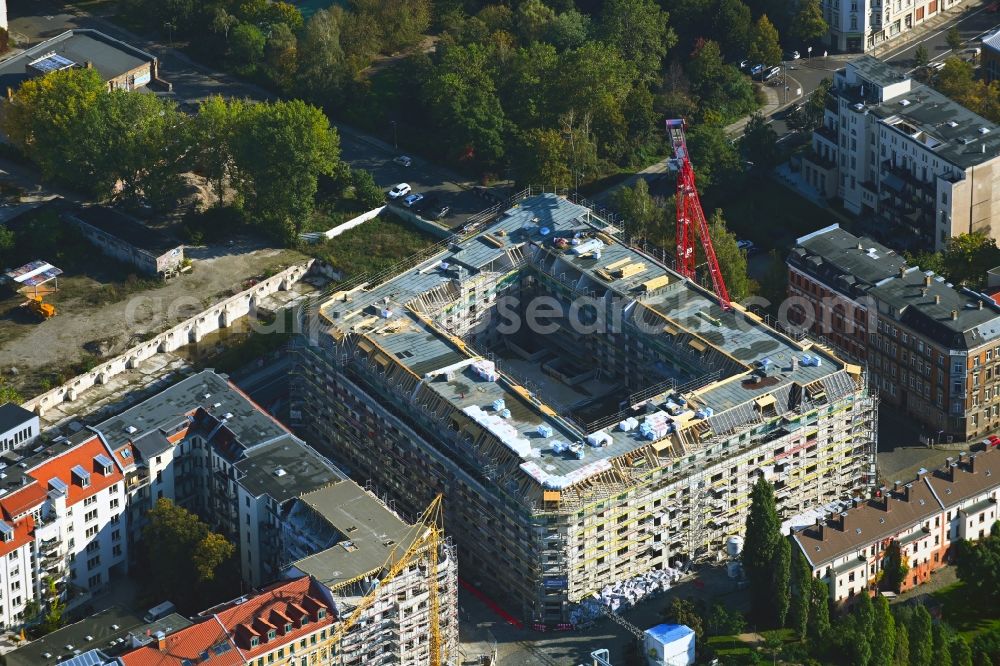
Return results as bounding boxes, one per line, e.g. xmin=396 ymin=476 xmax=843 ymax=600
xmin=790 ymin=224 xmax=1000 ymax=441
xmin=793 ymin=446 xmax=1000 ymax=603
xmin=293 ymin=192 xmax=878 ymax=624
xmin=803 ymin=56 xmax=1000 ymax=252
xmin=0 ymin=403 xmax=38 ymax=453
xmin=822 ymin=0 xmax=968 ymax=52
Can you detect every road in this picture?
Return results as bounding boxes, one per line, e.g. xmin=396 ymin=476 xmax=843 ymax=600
xmin=6 ymin=0 xmax=490 ymax=230
xmin=880 ymin=0 xmax=1000 ymax=68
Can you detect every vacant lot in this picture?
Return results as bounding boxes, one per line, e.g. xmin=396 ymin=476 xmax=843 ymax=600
xmin=306 ymin=212 xmax=440 ymax=280
xmin=0 ymin=211 xmax=307 ymax=397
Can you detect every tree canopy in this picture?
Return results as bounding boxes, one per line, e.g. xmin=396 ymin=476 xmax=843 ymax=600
xmin=748 ymin=15 xmax=782 ymax=67
xmin=742 ymin=475 xmax=784 ymax=625
xmin=908 ymin=232 xmax=1000 ymax=290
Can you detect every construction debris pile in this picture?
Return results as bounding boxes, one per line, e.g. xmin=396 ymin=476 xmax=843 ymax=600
xmin=569 ymin=567 xmax=683 ymax=625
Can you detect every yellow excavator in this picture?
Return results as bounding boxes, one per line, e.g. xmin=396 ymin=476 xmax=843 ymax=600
xmin=25 ymin=294 xmax=56 ymax=320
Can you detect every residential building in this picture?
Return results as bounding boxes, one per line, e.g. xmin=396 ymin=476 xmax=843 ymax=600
xmin=787 ymin=224 xmax=906 ymax=363
xmin=822 ymin=0 xmax=968 ymax=52
xmin=803 ymin=56 xmax=1000 ymax=252
xmin=293 ymin=191 xmax=878 ymax=624
xmin=0 ymin=29 xmax=165 ymax=93
xmin=63 ymin=207 xmax=184 ymax=278
xmin=2 ymin=604 xmax=192 ymax=666
xmin=0 ymin=403 xmax=38 ymax=452
xmin=792 ymin=446 xmax=1000 ymax=604
xmin=789 ymin=224 xmax=1000 ymax=441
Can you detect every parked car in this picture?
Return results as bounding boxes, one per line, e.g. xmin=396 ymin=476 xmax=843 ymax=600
xmin=403 ymin=192 xmax=424 ymax=207
xmin=964 ymin=47 xmax=981 ymax=62
xmin=388 ymin=183 xmax=411 ymax=199
xmin=393 ymin=155 xmax=413 ymax=167
xmin=787 ymin=50 xmax=800 ymax=60
xmin=764 ymin=66 xmax=781 ymax=81
xmin=737 ymin=239 xmax=756 ymax=253
xmin=416 ymin=194 xmax=440 ymax=212
xmin=739 ymin=59 xmax=750 ymax=70
xmin=750 ymin=63 xmax=765 ymax=76
xmin=427 ymin=204 xmax=450 ymax=220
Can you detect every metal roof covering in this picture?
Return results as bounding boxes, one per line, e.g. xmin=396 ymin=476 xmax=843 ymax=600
xmin=4 ymin=260 xmax=63 ymax=287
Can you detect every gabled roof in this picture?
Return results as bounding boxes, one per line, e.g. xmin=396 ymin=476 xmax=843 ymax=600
xmin=0 ymin=402 xmax=35 ymax=434
xmin=117 ymin=619 xmax=239 ymax=666
xmin=0 ymin=514 xmax=33 ymax=559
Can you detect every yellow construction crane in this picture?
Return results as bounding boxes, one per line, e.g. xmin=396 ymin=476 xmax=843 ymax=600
xmin=331 ymin=494 xmax=446 ymax=664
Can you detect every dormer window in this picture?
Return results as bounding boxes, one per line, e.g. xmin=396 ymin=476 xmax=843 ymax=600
xmin=71 ymin=465 xmax=90 ymax=489
xmin=317 ymin=609 xmax=327 ymax=620
xmin=267 ymin=630 xmax=276 ymax=641
xmin=284 ymin=622 xmax=292 ymax=633
xmin=94 ymin=454 xmax=114 ymax=476
xmin=249 ymin=637 xmax=259 ymax=648
xmin=300 ymin=617 xmax=309 ymax=627
xmin=0 ymin=522 xmax=13 ymax=543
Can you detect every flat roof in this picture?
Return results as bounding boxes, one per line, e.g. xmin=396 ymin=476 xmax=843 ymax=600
xmin=847 ymin=55 xmax=908 ymax=89
xmin=0 ymin=29 xmax=155 ymax=91
xmin=289 ymin=481 xmax=422 ymax=590
xmin=0 ymin=402 xmax=35 ymax=433
xmin=67 ymin=206 xmax=181 ymax=258
xmin=233 ymin=436 xmax=346 ymax=503
xmin=3 ymin=606 xmax=191 ymax=666
xmin=316 ymin=194 xmax=854 ymax=490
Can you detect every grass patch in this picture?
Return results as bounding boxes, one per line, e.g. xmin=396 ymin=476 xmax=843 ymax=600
xmin=305 ymin=213 xmax=438 ymax=280
xmin=706 ymin=635 xmax=753 ymax=656
xmin=933 ymin=581 xmax=1000 ymax=641
xmin=707 ymin=177 xmax=841 ymax=251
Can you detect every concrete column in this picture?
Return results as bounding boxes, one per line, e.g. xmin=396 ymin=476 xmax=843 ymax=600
xmin=0 ymin=0 xmax=7 ymax=31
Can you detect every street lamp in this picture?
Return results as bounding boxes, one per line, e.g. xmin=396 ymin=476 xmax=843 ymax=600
xmin=807 ymin=46 xmax=813 ymax=59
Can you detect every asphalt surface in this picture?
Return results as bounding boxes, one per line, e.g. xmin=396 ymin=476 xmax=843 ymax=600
xmin=6 ymin=0 xmax=491 ymax=230
xmin=880 ymin=0 xmax=1000 ymax=68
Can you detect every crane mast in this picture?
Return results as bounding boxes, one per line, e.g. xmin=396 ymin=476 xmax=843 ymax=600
xmin=666 ymin=118 xmax=732 ymax=310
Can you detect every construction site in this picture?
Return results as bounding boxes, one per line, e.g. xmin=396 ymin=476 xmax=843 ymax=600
xmin=291 ymin=187 xmax=878 ymax=625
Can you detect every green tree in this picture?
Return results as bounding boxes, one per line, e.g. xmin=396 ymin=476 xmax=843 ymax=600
xmin=855 ymin=593 xmax=876 ymax=665
xmin=742 ymin=111 xmax=779 ymax=169
xmin=423 ymin=43 xmax=508 ymax=165
xmin=265 ymin=22 xmax=299 ymax=92
xmin=612 ymin=179 xmax=661 ymax=239
xmin=748 ymin=15 xmax=782 ymax=66
xmin=352 ymin=168 xmax=385 ymax=209
xmin=547 ymin=9 xmax=590 ymax=50
xmin=211 ymin=7 xmax=238 ymax=42
xmin=267 ymin=1 xmax=304 ymax=31
xmin=296 ymin=8 xmax=348 ymax=102
xmin=713 ymin=0 xmax=752 ymax=59
xmin=955 ymin=521 xmax=1000 ymax=603
xmin=910 ymin=605 xmax=934 ymax=666
xmin=953 ymin=636 xmax=974 ymax=666
xmin=773 ymin=535 xmax=791 ymax=628
xmin=742 ymin=476 xmax=783 ymax=625
xmin=894 ymin=622 xmax=911 ymax=666
xmin=513 ymin=128 xmax=570 ymax=191
xmin=789 ymin=546 xmax=811 ymax=637
xmin=687 ymin=40 xmax=757 ymax=121
xmin=910 ymin=233 xmax=1000 ymax=289
xmin=0 ymin=382 xmax=22 ymax=405
xmin=230 ymin=99 xmax=340 ymax=240
xmin=686 ymin=122 xmax=740 ymax=195
xmin=230 ymin=22 xmax=266 ymax=73
xmin=40 ymin=576 xmax=65 ymax=634
xmin=882 ymin=540 xmax=909 ymax=593
xmin=788 ymin=77 xmax=832 ymax=131
xmin=662 ymin=597 xmax=704 ymax=642
xmin=934 ymin=623 xmax=954 ymax=666
xmin=192 ymin=96 xmax=243 ymax=205
xmin=915 ymin=43 xmax=930 ymax=68
xmin=515 ymin=0 xmax=556 ymax=44
xmin=143 ymin=498 xmax=235 ymax=610
xmin=354 ymin=0 xmax=430 ymax=51
xmin=790 ymin=0 xmax=828 ymax=46
xmin=599 ymin=0 xmax=677 ymax=85
xmin=872 ymin=594 xmax=896 ymax=666
xmin=705 ymin=602 xmax=746 ymax=636
xmin=947 ymin=26 xmax=963 ymax=52
xmin=808 ymin=578 xmax=831 ymax=641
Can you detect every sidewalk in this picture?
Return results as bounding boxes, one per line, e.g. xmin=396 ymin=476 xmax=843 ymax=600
xmin=871 ymin=4 xmax=971 ymax=60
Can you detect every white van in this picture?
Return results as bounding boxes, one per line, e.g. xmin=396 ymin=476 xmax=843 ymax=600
xmin=144 ymin=601 xmax=177 ymax=623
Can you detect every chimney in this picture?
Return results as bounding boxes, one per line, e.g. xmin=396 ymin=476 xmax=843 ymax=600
xmin=921 ymin=287 xmax=928 ymax=297
xmin=840 ymin=511 xmax=849 ymax=531
xmin=899 ymin=266 xmax=907 ymax=278
xmin=969 ymin=454 xmax=977 ymax=474
xmin=935 ymin=295 xmax=942 ymax=305
xmin=903 ymin=482 xmax=912 ymax=501
xmin=851 ymin=496 xmax=862 ymax=509
xmin=857 ymin=241 xmax=863 ymax=250
xmin=814 ymin=516 xmax=824 ymax=541
xmin=952 ymin=310 xmax=959 ymax=321
xmin=880 ymin=486 xmax=891 ymax=511
xmin=155 ymin=631 xmax=166 ymax=651
xmin=945 ymin=456 xmax=955 ymax=480
xmin=949 ymin=462 xmax=958 ymax=481
xmin=924 ymin=275 xmax=932 ymax=287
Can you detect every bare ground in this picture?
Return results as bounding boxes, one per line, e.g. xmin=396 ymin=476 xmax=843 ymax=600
xmin=0 ymin=241 xmax=307 ymax=396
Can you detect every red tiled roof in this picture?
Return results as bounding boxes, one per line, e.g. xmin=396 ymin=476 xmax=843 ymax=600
xmin=0 ymin=514 xmax=33 ymax=559
xmin=119 ymin=578 xmax=336 ymax=666
xmin=0 ymin=482 xmax=46 ymax=520
xmin=119 ymin=618 xmax=241 ymax=666
xmin=213 ymin=577 xmax=335 ymax=658
xmin=26 ymin=434 xmax=124 ymax=507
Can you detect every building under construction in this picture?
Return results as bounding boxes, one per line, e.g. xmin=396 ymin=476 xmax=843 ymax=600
xmin=293 ymin=192 xmax=878 ymax=624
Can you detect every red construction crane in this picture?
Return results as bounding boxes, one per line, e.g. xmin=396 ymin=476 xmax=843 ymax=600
xmin=666 ymin=118 xmax=731 ymax=310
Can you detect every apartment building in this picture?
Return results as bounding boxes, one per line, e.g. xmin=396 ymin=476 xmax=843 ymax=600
xmin=793 ymin=446 xmax=999 ymax=603
xmin=822 ymin=0 xmax=967 ymax=52
xmin=0 ymin=403 xmax=38 ymax=453
xmin=787 ymin=224 xmax=906 ymax=363
xmin=0 ymin=429 xmax=130 ymax=630
xmin=293 ymin=192 xmax=878 ymax=624
xmin=804 ymin=56 xmax=1000 ymax=252
xmin=790 ymin=224 xmax=1000 ymax=441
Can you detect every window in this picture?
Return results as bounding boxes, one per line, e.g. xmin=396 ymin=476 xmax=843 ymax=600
xmin=88 ymin=574 xmax=102 ymax=589
xmin=83 ymin=496 xmax=97 ymax=507
xmin=250 ymin=637 xmax=260 ymax=648
xmin=87 ymin=556 xmax=100 ymax=570
xmin=85 ymin=525 xmax=98 ymax=538
xmin=267 ymin=630 xmax=276 ymax=641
